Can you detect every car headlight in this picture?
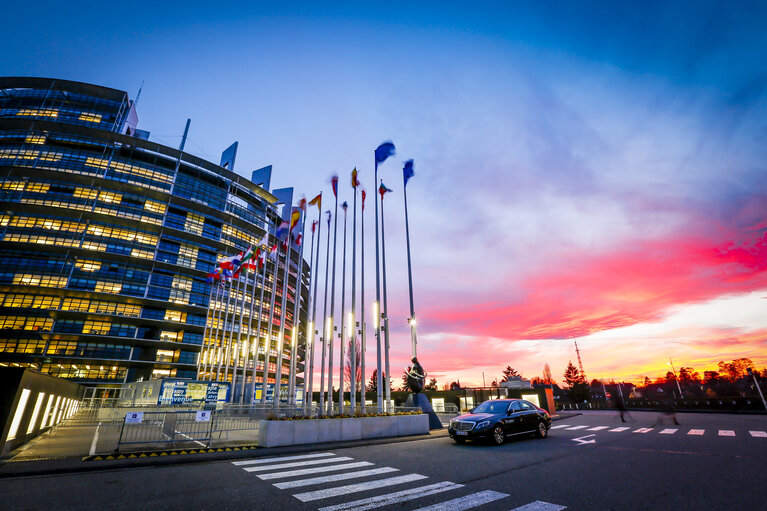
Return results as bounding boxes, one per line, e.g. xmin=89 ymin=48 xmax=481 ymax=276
xmin=476 ymin=420 xmax=490 ymax=429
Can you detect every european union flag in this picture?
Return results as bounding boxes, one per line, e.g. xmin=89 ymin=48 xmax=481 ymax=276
xmin=403 ymin=159 xmax=415 ymax=187
xmin=375 ymin=141 xmax=396 ymax=163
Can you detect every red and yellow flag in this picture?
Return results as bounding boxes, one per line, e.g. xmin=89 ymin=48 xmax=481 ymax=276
xmin=308 ymin=192 xmax=322 ymax=210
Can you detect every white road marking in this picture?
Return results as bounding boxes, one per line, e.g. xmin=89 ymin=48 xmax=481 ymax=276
xmin=274 ymin=467 xmax=399 ymax=489
xmin=317 ymin=481 xmax=464 ymax=511
xmin=233 ymin=452 xmax=336 ymax=466
xmin=510 ymin=500 xmax=568 ymax=511
xmin=412 ymin=490 xmax=509 ymax=510
xmin=257 ymin=461 xmax=374 ymax=480
xmin=565 ymin=425 xmax=588 ymax=430
xmin=688 ymin=429 xmax=705 ymax=436
xmin=586 ymin=426 xmax=609 ymax=431
xmin=718 ymin=430 xmax=735 ymax=437
xmin=571 ymin=434 xmax=596 ymax=445
xmin=633 ymin=428 xmax=653 ymax=433
xmin=608 ymin=427 xmax=629 ymax=432
xmin=749 ymin=430 xmax=767 ymax=438
xmin=244 ymin=456 xmax=354 ymax=473
xmin=293 ymin=473 xmax=428 ymax=502
xmin=89 ymin=422 xmax=101 ymax=456
xmin=549 ymin=424 xmax=570 ymax=429
xmin=659 ymin=428 xmax=678 ymax=434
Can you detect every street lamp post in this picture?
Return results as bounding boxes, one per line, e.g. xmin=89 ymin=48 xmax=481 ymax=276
xmin=667 ymin=358 xmax=683 ymax=400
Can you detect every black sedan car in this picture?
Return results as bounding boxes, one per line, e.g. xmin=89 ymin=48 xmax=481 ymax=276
xmin=448 ymin=398 xmax=551 ymax=445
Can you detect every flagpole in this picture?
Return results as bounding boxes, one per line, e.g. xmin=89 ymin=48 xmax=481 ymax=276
xmin=305 ymin=212 xmax=321 ymax=414
xmin=289 ymin=209 xmax=307 ymax=407
xmin=259 ymin=243 xmax=281 ymax=404
xmin=403 ymin=164 xmax=417 ymax=358
xmin=215 ymin=276 xmax=235 ymax=381
xmin=319 ymin=210 xmax=331 ymax=414
xmin=200 ymin=283 xmax=219 ymax=379
xmin=350 ymin=178 xmax=358 ymax=411
xmin=374 ymin=157 xmax=383 ymax=412
xmin=208 ymin=281 xmax=227 ymax=381
xmin=250 ymin=221 xmax=275 ymax=404
xmin=274 ymin=236 xmax=292 ymax=409
xmin=360 ymin=189 xmax=366 ymax=414
xmin=241 ymin=244 xmax=265 ymax=403
xmin=339 ymin=202 xmax=348 ymax=414
xmin=231 ymin=264 xmax=251 ymax=402
xmin=380 ymin=182 xmax=392 ymax=412
xmin=223 ymin=267 xmax=245 ymax=395
xmin=328 ymin=180 xmax=339 ymax=415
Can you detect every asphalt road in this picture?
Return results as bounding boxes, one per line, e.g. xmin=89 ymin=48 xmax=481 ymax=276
xmin=1 ymin=411 xmax=765 ymax=510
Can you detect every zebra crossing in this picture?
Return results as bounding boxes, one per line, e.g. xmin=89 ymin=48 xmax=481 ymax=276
xmin=549 ymin=423 xmax=767 ymax=438
xmin=232 ymin=451 xmax=567 ymax=510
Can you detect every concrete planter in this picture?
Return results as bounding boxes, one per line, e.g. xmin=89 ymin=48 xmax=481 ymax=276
xmin=258 ymin=414 xmax=429 ymax=448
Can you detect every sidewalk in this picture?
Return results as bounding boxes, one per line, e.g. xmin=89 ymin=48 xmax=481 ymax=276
xmin=0 ymin=412 xmax=576 ymax=478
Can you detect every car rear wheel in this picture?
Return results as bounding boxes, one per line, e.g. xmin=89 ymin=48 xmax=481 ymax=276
xmin=535 ymin=420 xmax=548 ymax=438
xmin=492 ymin=425 xmax=505 ymax=445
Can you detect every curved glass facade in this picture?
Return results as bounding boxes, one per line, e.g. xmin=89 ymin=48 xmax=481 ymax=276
xmin=0 ymin=78 xmax=308 ymax=397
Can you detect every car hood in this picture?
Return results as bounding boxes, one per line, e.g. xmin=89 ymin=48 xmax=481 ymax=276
xmin=452 ymin=413 xmax=496 ymax=422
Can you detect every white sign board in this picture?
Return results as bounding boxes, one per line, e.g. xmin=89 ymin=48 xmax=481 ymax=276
xmin=195 ymin=410 xmax=211 ymax=422
xmin=125 ymin=412 xmax=143 ymax=424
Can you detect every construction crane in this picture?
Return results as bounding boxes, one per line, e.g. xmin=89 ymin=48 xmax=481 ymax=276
xmin=574 ymin=340 xmax=586 ymax=380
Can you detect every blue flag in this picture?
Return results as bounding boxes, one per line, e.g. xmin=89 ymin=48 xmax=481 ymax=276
xmin=375 ymin=141 xmax=396 ymax=163
xmin=403 ymin=159 xmax=415 ymax=187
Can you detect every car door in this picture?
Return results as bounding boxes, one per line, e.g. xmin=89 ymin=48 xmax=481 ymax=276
xmin=518 ymin=400 xmax=537 ymax=431
xmin=505 ymin=401 xmax=525 ymax=434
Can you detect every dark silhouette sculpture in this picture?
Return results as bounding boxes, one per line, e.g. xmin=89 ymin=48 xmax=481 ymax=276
xmin=405 ymin=356 xmax=426 ymax=394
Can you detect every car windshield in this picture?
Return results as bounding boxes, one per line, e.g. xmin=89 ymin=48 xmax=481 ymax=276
xmin=472 ymin=401 xmax=509 ymax=414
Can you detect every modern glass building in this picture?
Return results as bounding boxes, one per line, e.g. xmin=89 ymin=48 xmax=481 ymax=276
xmin=0 ymin=77 xmax=308 ymax=400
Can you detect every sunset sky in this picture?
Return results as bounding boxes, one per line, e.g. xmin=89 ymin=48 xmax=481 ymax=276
xmin=5 ymin=2 xmax=766 ymax=386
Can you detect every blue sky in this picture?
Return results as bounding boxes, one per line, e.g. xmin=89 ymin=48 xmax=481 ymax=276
xmin=4 ymin=1 xmax=767 ymax=385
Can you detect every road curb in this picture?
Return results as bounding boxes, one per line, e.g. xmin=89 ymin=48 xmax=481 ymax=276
xmin=0 ymin=430 xmax=447 ymax=478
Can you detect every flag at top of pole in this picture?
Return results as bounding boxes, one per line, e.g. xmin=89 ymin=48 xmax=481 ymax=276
xmin=403 ymin=159 xmax=415 ymax=187
xmin=298 ymin=196 xmax=307 ymax=212
xmin=375 ymin=142 xmax=396 ymax=163
xmin=290 ymin=208 xmax=301 ymax=232
xmin=309 ymin=192 xmax=322 ymax=210
xmin=342 ymin=201 xmax=348 ymax=213
xmin=361 ymin=189 xmax=366 ymax=210
xmin=331 ymin=175 xmax=339 ymax=197
xmin=379 ymin=182 xmax=393 ymax=198
xmin=351 ymin=168 xmax=361 ymax=188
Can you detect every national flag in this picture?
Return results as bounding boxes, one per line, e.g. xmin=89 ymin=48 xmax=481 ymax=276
xmin=240 ymin=245 xmax=255 ymax=264
xmin=379 ymin=182 xmax=393 ymax=198
xmin=217 ymin=253 xmax=241 ymax=270
xmin=256 ymin=232 xmax=269 ymax=248
xmin=275 ymin=220 xmax=290 ymax=240
xmin=269 ymin=243 xmax=279 ymax=259
xmin=281 ymin=239 xmax=289 ymax=252
xmin=331 ymin=175 xmax=339 ymax=197
xmin=403 ymin=159 xmax=415 ymax=187
xmin=312 ymin=220 xmax=317 ymax=234
xmin=326 ymin=210 xmax=332 ymax=226
xmin=308 ymin=192 xmax=322 ymax=210
xmin=290 ymin=208 xmax=301 ymax=232
xmin=375 ymin=141 xmax=395 ymax=163
xmin=298 ymin=196 xmax=307 ymax=211
xmin=361 ymin=189 xmax=366 ymax=211
xmin=342 ymin=201 xmax=348 ymax=212
xmin=292 ymin=231 xmax=302 ymax=246
xmin=351 ymin=168 xmax=360 ymax=188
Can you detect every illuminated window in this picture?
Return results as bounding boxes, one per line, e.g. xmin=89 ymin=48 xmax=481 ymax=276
xmin=164 ymin=310 xmax=187 ymax=322
xmin=75 ymin=260 xmax=101 ymax=272
xmin=130 ymin=248 xmax=154 ymax=259
xmin=97 ymin=191 xmax=121 ymax=203
xmin=184 ymin=213 xmax=205 ymax=235
xmin=26 ymin=392 xmax=45 ymax=434
xmin=73 ymin=188 xmax=98 ymax=200
xmin=160 ymin=330 xmax=181 ymax=342
xmin=156 ymin=349 xmax=175 ymax=362
xmin=25 ymin=134 xmax=46 ymax=145
xmin=144 ymin=200 xmax=166 ymax=214
xmin=94 ymin=281 xmax=122 ymax=294
xmin=83 ymin=321 xmax=111 ymax=335
xmin=16 ymin=108 xmax=58 ymax=118
xmin=12 ymin=274 xmax=67 ymax=288
xmin=78 ymin=112 xmax=103 ymax=123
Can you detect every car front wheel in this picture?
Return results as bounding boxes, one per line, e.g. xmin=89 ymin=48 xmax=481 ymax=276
xmin=536 ymin=420 xmax=548 ymax=438
xmin=492 ymin=425 xmax=505 ymax=445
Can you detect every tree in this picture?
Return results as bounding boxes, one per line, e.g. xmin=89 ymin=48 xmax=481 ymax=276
xmin=678 ymin=367 xmax=700 ymax=384
xmin=491 ymin=379 xmax=498 ymax=388
xmin=703 ymin=371 xmax=720 ymax=385
xmin=543 ymin=363 xmax=554 ymax=385
xmin=449 ymin=381 xmax=461 ymax=390
xmin=366 ymin=369 xmax=387 ymax=393
xmin=441 ymin=383 xmax=451 ymax=391
xmin=643 ymin=376 xmax=651 ymax=387
xmin=344 ymin=338 xmax=362 ymax=392
xmin=424 ymin=378 xmax=438 ymax=391
xmin=401 ymin=365 xmax=412 ymax=390
xmin=718 ymin=358 xmax=754 ymax=381
xmin=501 ymin=366 xmax=519 ymax=382
xmin=531 ymin=376 xmax=544 ymax=385
xmin=563 ymin=361 xmax=584 ymax=388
